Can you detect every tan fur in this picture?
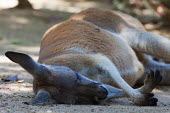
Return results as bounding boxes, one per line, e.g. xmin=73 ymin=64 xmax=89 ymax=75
xmin=68 ymin=8 xmax=170 ymax=84
xmin=70 ymin=8 xmax=145 ymax=32
xmin=38 ymin=19 xmax=144 ymax=87
xmin=38 ymin=8 xmax=170 ymax=86
xmin=35 ymin=8 xmax=170 ymax=102
xmin=70 ymin=8 xmax=170 ymax=60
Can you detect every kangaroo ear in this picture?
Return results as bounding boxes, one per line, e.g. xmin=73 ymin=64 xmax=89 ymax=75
xmin=5 ymin=51 xmax=33 ymax=64
xmin=5 ymin=51 xmax=50 ymax=79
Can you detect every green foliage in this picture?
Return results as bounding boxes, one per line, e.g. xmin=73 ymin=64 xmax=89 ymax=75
xmin=161 ymin=0 xmax=170 ymax=8
xmin=112 ymin=0 xmax=131 ymax=10
xmin=11 ymin=41 xmax=22 ymax=45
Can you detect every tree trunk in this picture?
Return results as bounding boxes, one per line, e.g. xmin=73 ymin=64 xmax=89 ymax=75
xmin=16 ymin=0 xmax=33 ymax=9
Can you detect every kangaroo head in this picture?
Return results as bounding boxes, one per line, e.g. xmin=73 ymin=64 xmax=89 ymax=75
xmin=5 ymin=51 xmax=108 ymax=105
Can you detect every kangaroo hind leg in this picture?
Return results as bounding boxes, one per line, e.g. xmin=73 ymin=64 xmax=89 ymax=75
xmin=90 ymin=54 xmax=159 ymax=106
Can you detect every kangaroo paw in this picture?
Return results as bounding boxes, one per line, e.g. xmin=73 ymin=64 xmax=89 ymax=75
xmin=144 ymin=69 xmax=162 ymax=92
xmin=132 ymin=93 xmax=158 ymax=106
xmin=23 ymin=89 xmax=55 ymax=105
xmin=138 ymin=69 xmax=162 ymax=94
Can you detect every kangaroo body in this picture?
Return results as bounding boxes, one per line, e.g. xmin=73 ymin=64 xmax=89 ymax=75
xmin=38 ymin=19 xmax=143 ymax=87
xmin=6 ymin=8 xmax=169 ymax=106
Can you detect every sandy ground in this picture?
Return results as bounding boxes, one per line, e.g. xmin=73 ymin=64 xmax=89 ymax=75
xmin=0 ymin=4 xmax=170 ymax=113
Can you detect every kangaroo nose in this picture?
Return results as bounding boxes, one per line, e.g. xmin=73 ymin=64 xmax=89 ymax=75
xmin=96 ymin=85 xmax=108 ymax=100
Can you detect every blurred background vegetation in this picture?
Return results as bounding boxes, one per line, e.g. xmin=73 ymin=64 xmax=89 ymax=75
xmin=111 ymin=0 xmax=170 ymax=25
xmin=12 ymin=0 xmax=170 ymax=25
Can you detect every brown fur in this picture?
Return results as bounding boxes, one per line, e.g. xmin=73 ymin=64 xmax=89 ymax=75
xmin=70 ymin=8 xmax=145 ymax=32
xmin=38 ymin=19 xmax=144 ymax=86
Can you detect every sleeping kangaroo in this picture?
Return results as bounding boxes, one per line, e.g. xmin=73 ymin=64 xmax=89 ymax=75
xmin=5 ymin=8 xmax=170 ymax=106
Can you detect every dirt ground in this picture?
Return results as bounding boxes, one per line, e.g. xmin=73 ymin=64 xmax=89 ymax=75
xmin=0 ymin=6 xmax=170 ymax=113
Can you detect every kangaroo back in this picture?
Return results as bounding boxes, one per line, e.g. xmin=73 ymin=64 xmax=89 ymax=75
xmin=69 ymin=8 xmax=170 ymax=61
xmin=38 ymin=19 xmax=141 ymax=76
xmin=70 ymin=8 xmax=145 ymax=33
